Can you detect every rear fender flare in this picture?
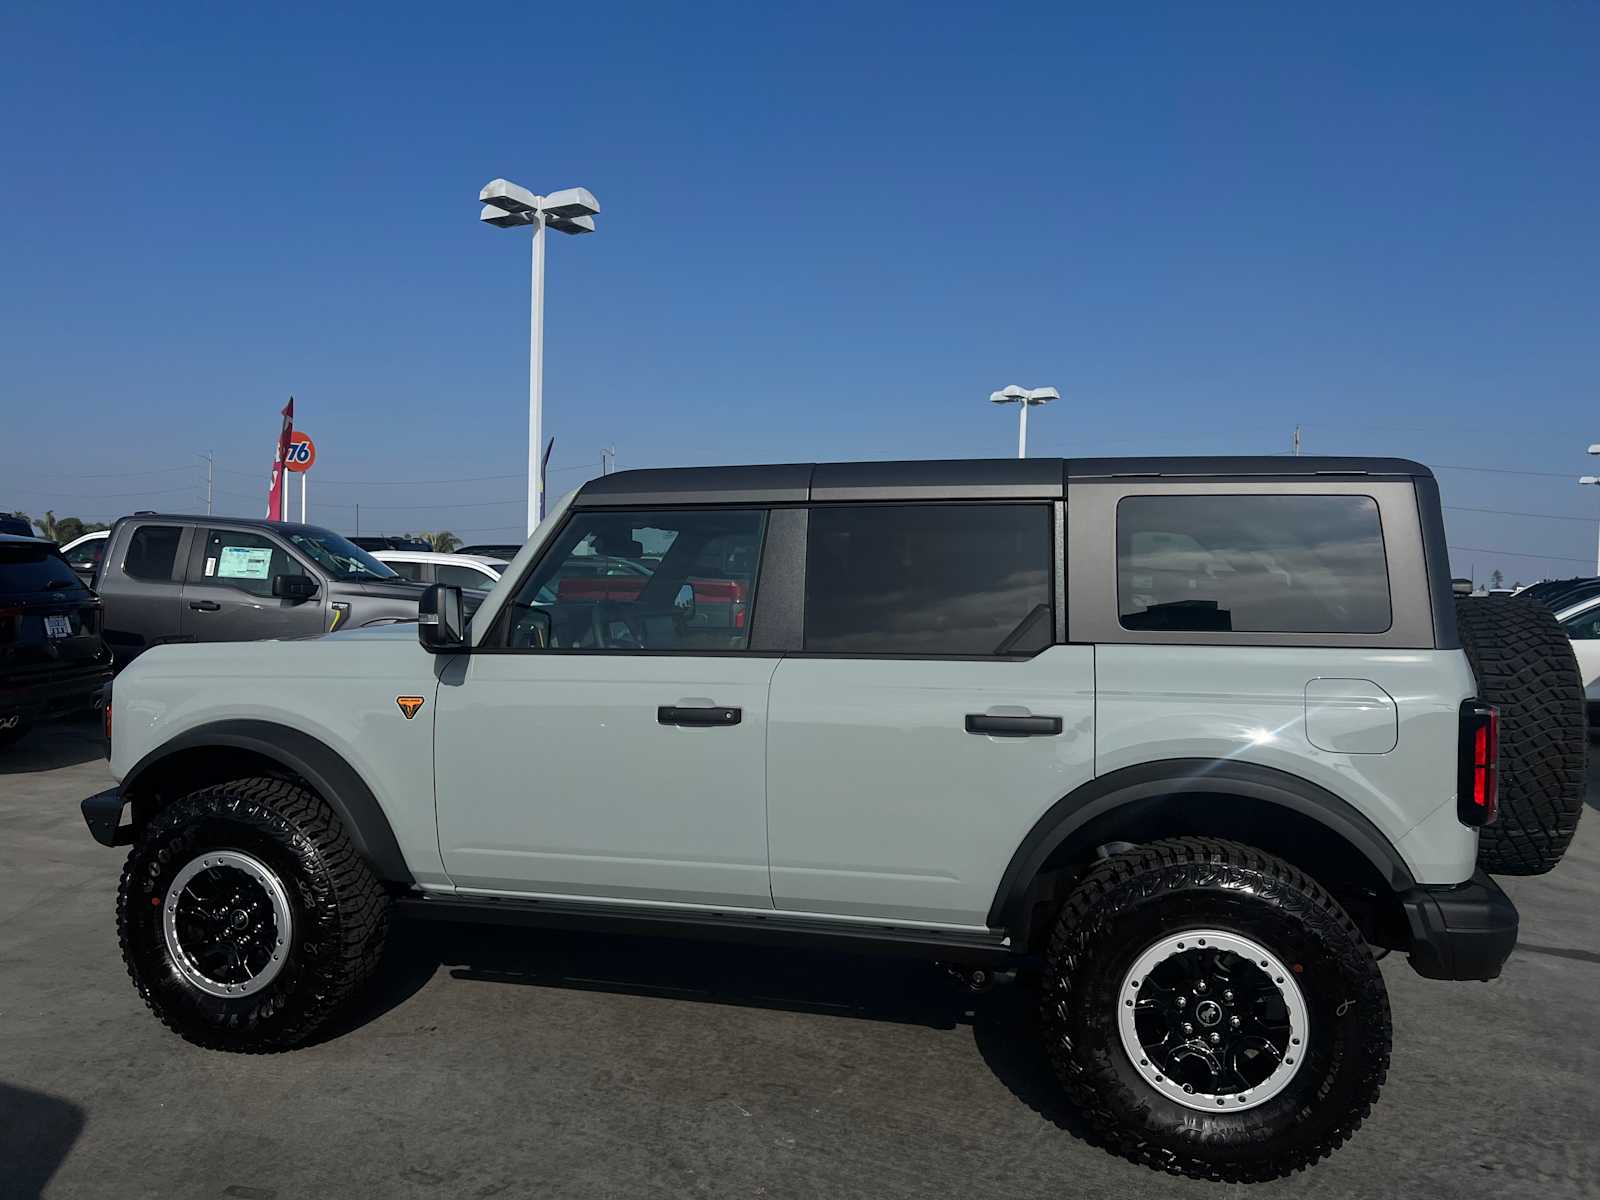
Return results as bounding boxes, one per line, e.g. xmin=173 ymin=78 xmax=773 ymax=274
xmin=988 ymin=758 xmax=1416 ymax=934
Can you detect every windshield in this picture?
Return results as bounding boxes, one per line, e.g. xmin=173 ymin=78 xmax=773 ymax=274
xmin=285 ymin=531 xmax=399 ymax=581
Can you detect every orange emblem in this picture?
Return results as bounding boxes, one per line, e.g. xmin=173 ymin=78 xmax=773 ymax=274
xmin=396 ymin=696 xmax=425 ymax=720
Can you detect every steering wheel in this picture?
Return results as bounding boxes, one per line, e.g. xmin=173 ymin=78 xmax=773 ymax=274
xmin=587 ymin=603 xmax=643 ymax=650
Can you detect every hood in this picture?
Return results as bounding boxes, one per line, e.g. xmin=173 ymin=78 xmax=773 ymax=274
xmin=338 ymin=579 xmax=429 ymax=602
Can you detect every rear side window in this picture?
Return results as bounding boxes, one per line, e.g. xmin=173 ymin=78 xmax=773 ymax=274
xmin=1116 ymin=495 xmax=1391 ymax=634
xmin=385 ymin=560 xmax=425 ymax=581
xmin=0 ymin=544 xmax=86 ymax=593
xmin=804 ymin=504 xmax=1053 ymax=655
xmin=123 ymin=525 xmax=184 ymax=582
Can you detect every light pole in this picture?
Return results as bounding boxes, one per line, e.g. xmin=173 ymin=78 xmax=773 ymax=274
xmin=479 ymin=179 xmax=600 ymax=535
xmin=1581 ymin=442 xmax=1600 ymax=575
xmin=989 ymin=385 xmax=1059 ymax=458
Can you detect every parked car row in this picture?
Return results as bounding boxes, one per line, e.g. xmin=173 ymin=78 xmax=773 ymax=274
xmin=1 ymin=514 xmax=520 ymax=750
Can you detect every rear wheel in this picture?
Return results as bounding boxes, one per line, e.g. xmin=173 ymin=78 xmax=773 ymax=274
xmin=1040 ymin=838 xmax=1389 ymax=1181
xmin=1454 ymin=596 xmax=1586 ymax=875
xmin=116 ymin=776 xmax=388 ymax=1051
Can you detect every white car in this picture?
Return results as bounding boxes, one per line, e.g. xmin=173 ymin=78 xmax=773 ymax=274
xmin=60 ymin=529 xmax=110 ymax=581
xmin=372 ymin=550 xmax=508 ymax=590
xmin=1554 ymin=592 xmax=1600 ymax=723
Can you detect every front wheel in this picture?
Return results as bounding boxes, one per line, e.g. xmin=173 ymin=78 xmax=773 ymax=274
xmin=1040 ymin=838 xmax=1390 ymax=1181
xmin=117 ymin=777 xmax=388 ymax=1051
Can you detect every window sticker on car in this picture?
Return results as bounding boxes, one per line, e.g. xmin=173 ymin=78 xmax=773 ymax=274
xmin=217 ymin=546 xmax=272 ymax=580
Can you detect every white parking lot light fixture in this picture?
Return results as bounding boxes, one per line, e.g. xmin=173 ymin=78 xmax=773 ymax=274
xmin=479 ymin=178 xmax=601 ymax=534
xmin=989 ymin=385 xmax=1059 ymax=458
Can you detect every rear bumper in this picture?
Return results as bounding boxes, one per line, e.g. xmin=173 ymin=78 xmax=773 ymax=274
xmin=1400 ymin=870 xmax=1518 ymax=981
xmin=0 ymin=661 xmax=113 ymax=722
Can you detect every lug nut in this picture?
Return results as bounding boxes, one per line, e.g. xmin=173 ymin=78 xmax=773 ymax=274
xmin=1176 ymin=995 xmax=1187 ymax=1008
xmin=1230 ymin=1016 xmax=1241 ymax=1029
xmin=1209 ymin=1032 xmax=1221 ymax=1045
xmin=1195 ymin=981 xmax=1208 ymax=994
xmin=1223 ymin=989 xmax=1234 ymax=1003
xmin=1183 ymin=1022 xmax=1194 ymax=1035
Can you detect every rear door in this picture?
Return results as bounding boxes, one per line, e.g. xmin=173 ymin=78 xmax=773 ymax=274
xmin=179 ymin=527 xmax=329 ymax=643
xmin=102 ymin=522 xmax=190 ymax=663
xmin=765 ymin=502 xmax=1093 ymax=928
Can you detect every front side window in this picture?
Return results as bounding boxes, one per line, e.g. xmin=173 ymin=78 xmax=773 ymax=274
xmin=200 ymin=530 xmax=301 ymax=597
xmin=123 ymin=525 xmax=183 ymax=582
xmin=1116 ymin=495 xmax=1392 ymax=634
xmin=500 ymin=509 xmax=767 ymax=651
xmin=804 ymin=504 xmax=1053 ymax=655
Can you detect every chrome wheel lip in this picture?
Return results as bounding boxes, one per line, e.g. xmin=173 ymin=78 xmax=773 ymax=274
xmin=1116 ymin=928 xmax=1309 ymax=1113
xmin=162 ymin=850 xmax=292 ymax=999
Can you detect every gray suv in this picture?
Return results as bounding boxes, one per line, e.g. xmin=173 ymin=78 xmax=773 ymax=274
xmin=80 ymin=458 xmax=1585 ymax=1180
xmin=92 ymin=514 xmax=427 ymax=664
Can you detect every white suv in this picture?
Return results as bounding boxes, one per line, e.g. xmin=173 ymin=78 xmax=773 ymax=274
xmin=80 ymin=456 xmax=1585 ymax=1181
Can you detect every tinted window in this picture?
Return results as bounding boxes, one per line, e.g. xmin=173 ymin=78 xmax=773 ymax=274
xmin=0 ymin=544 xmax=87 ymax=593
xmin=123 ymin=525 xmax=183 ymax=582
xmin=200 ymin=529 xmax=299 ymax=597
xmin=804 ymin=504 xmax=1052 ymax=655
xmin=1562 ymin=605 xmax=1600 ymax=641
xmin=437 ymin=563 xmax=497 ymax=589
xmin=501 ymin=509 xmax=767 ymax=651
xmin=1117 ymin=495 xmax=1391 ymax=634
xmin=384 ymin=560 xmax=425 ymax=581
xmin=66 ymin=537 xmax=107 ymax=572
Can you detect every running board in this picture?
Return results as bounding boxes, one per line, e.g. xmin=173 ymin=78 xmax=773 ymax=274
xmin=393 ymin=892 xmax=1021 ymax=967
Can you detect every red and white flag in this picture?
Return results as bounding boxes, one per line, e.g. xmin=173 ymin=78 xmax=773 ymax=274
xmin=266 ymin=396 xmax=295 ymax=520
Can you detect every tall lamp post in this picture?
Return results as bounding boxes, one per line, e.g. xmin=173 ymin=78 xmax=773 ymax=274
xmin=989 ymin=385 xmax=1059 ymax=458
xmin=479 ymin=179 xmax=600 ymax=535
xmin=1581 ymin=442 xmax=1600 ymax=575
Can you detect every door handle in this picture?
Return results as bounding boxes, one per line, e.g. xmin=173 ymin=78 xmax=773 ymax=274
xmin=188 ymin=600 xmax=221 ymax=612
xmin=965 ymin=713 xmax=1062 ymax=737
xmin=658 ymin=705 xmax=742 ymax=727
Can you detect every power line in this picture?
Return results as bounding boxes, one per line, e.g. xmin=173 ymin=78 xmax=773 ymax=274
xmin=1444 ymin=504 xmax=1592 ymax=523
xmin=1432 ymin=463 xmax=1576 ymax=480
xmin=0 ymin=463 xmax=200 ymax=480
xmin=1448 ymin=544 xmax=1590 ymax=563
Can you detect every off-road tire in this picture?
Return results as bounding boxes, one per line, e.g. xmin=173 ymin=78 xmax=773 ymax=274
xmin=117 ymin=776 xmax=388 ymax=1051
xmin=1454 ymin=596 xmax=1586 ymax=875
xmin=1039 ymin=838 xmax=1390 ymax=1182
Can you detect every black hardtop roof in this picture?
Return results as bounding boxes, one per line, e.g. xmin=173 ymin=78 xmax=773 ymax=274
xmin=574 ymin=456 xmax=1433 ymax=508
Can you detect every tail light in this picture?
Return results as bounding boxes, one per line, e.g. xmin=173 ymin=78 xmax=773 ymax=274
xmin=1457 ymin=700 xmax=1499 ymax=826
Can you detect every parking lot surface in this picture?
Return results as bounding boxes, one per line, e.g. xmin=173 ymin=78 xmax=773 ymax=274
xmin=2 ymin=716 xmax=1596 ymax=1200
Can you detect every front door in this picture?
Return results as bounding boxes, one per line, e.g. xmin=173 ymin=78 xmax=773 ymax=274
xmin=766 ymin=502 xmax=1094 ymax=928
xmin=179 ymin=527 xmax=328 ymax=644
xmin=434 ymin=506 xmax=777 ymax=908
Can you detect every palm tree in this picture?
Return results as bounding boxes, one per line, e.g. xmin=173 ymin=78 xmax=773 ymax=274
xmin=425 ymin=530 xmax=462 ymax=553
xmin=33 ymin=510 xmax=65 ymax=542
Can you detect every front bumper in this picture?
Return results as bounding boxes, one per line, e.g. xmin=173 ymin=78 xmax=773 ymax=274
xmin=82 ymin=786 xmax=133 ymax=847
xmin=1400 ymin=870 xmax=1518 ymax=981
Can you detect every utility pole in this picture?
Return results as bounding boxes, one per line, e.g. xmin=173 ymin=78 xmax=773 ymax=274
xmin=198 ymin=452 xmax=214 ymax=513
xmin=355 ymin=503 xmax=361 ymax=538
xmin=601 ymin=445 xmax=616 ymax=475
xmin=1293 ymin=425 xmax=1301 ymax=457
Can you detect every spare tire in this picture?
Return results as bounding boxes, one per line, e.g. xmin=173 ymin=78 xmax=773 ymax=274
xmin=1454 ymin=596 xmax=1586 ymax=875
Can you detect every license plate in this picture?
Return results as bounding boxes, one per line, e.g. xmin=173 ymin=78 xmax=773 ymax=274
xmin=44 ymin=614 xmax=73 ymax=639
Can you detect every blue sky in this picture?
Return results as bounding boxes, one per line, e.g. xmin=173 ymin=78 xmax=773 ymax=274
xmin=1 ymin=2 xmax=1597 ymax=581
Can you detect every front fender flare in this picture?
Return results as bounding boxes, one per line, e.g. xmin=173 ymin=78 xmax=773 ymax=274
xmin=122 ymin=719 xmax=413 ymax=886
xmin=988 ymin=758 xmax=1416 ymax=933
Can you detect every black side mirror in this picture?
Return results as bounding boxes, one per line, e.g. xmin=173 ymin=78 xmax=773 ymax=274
xmin=419 ymin=584 xmax=467 ymax=652
xmin=272 ymin=573 xmax=319 ymax=601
